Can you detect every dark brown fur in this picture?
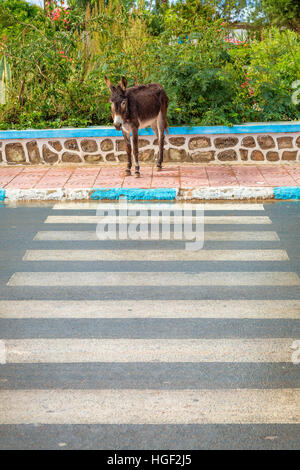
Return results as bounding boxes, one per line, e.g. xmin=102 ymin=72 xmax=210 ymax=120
xmin=105 ymin=76 xmax=169 ymax=177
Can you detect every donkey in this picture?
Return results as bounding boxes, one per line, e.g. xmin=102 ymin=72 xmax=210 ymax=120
xmin=105 ymin=76 xmax=169 ymax=177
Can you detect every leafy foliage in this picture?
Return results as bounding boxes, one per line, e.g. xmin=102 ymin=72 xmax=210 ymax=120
xmin=0 ymin=0 xmax=299 ymax=129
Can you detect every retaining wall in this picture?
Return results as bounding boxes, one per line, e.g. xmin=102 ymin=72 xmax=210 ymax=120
xmin=0 ymin=123 xmax=299 ymax=165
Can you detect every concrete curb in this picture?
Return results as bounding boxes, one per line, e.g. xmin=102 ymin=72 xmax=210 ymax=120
xmin=1 ymin=186 xmax=300 ymax=201
xmin=91 ymin=188 xmax=178 ymax=201
xmin=177 ymin=187 xmax=275 ymax=200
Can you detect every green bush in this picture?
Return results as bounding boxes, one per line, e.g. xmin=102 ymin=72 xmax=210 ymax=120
xmin=0 ymin=0 xmax=299 ymax=129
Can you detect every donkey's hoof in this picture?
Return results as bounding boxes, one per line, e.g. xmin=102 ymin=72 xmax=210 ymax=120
xmin=124 ymin=169 xmax=131 ymax=176
xmin=157 ymin=166 xmax=162 ymax=172
xmin=134 ymin=172 xmax=141 ymax=178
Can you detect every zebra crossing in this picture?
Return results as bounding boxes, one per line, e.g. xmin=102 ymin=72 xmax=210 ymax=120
xmin=1 ymin=201 xmax=300 ymax=449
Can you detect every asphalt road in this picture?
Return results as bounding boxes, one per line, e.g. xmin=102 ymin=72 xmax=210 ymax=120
xmin=0 ymin=200 xmax=300 ymax=450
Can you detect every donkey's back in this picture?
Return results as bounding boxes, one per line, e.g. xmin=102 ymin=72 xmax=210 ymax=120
xmin=126 ymin=83 xmax=168 ymax=130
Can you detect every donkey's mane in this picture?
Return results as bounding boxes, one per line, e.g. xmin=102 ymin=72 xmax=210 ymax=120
xmin=128 ymin=83 xmax=161 ymax=92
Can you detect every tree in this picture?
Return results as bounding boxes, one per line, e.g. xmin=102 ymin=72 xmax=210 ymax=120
xmin=0 ymin=0 xmax=42 ymax=39
xmin=261 ymin=0 xmax=300 ymax=32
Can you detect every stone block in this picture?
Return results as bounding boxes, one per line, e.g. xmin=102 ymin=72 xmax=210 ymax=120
xmin=217 ymin=149 xmax=237 ymax=161
xmin=189 ymin=137 xmax=211 ymax=149
xmin=27 ymin=141 xmax=41 ymax=164
xmin=81 ymin=140 xmax=98 ymax=153
xmin=251 ymin=150 xmax=264 ymax=161
xmin=64 ymin=139 xmax=79 ymax=151
xmin=191 ymin=151 xmax=215 ymax=162
xmin=42 ymin=145 xmax=58 ymax=164
xmin=214 ymin=137 xmax=238 ymax=148
xmin=5 ymin=143 xmax=26 ymax=163
xmin=118 ymin=154 xmax=128 ymax=162
xmin=105 ymin=153 xmax=117 ymax=162
xmin=138 ymin=149 xmax=155 ymax=161
xmin=282 ymin=151 xmax=297 ymax=160
xmin=257 ymin=135 xmax=275 ymax=149
xmin=167 ymin=148 xmax=188 ymax=161
xmin=100 ymin=139 xmax=114 ymax=151
xmin=241 ymin=136 xmax=255 ymax=147
xmin=49 ymin=141 xmax=62 ymax=151
xmin=277 ymin=136 xmax=293 ymax=149
xmin=62 ymin=152 xmax=82 ymax=163
xmin=84 ymin=154 xmax=103 ymax=163
xmin=116 ymin=140 xmax=126 ymax=151
xmin=266 ymin=151 xmax=279 ymax=162
xmin=169 ymin=137 xmax=186 ymax=147
xmin=239 ymin=149 xmax=248 ymax=160
xmin=139 ymin=139 xmax=151 ymax=148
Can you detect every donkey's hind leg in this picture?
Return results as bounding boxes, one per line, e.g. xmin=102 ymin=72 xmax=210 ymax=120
xmin=132 ymin=127 xmax=140 ymax=178
xmin=157 ymin=111 xmax=165 ymax=171
xmin=151 ymin=123 xmax=160 ymax=170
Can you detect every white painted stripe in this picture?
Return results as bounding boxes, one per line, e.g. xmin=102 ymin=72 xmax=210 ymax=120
xmin=7 ymin=271 xmax=300 ymax=286
xmin=1 ymin=300 xmax=299 ymax=319
xmin=2 ymin=389 xmax=300 ymax=424
xmin=53 ymin=202 xmax=265 ymax=211
xmin=45 ymin=215 xmax=272 ymax=224
xmin=34 ymin=230 xmax=280 ymax=241
xmin=3 ymin=338 xmax=297 ymax=363
xmin=23 ymin=249 xmax=289 ymax=262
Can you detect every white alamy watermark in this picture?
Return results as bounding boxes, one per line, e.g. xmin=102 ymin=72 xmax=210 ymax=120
xmin=291 ymin=80 xmax=300 ymax=106
xmin=96 ymin=200 xmax=204 ymax=251
xmin=0 ymin=340 xmax=6 ymax=364
xmin=291 ymin=340 xmax=300 ymax=365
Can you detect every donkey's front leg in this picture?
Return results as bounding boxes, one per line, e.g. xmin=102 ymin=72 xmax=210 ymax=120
xmin=132 ymin=127 xmax=140 ymax=178
xmin=122 ymin=130 xmax=132 ymax=176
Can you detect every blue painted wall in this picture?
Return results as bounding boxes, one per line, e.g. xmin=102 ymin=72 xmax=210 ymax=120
xmin=0 ymin=122 xmax=299 ymax=140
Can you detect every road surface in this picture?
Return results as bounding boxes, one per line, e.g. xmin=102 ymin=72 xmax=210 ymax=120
xmin=0 ymin=200 xmax=300 ymax=449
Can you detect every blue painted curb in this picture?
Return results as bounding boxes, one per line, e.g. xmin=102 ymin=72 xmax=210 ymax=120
xmin=0 ymin=189 xmax=5 ymax=201
xmin=0 ymin=122 xmax=299 ymax=139
xmin=91 ymin=188 xmax=177 ymax=200
xmin=274 ymin=187 xmax=300 ymax=200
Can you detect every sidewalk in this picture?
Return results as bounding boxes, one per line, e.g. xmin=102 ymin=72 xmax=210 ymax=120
xmin=1 ymin=164 xmax=300 ymax=201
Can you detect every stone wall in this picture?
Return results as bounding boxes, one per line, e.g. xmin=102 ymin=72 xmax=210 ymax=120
xmin=0 ymin=132 xmax=299 ymax=165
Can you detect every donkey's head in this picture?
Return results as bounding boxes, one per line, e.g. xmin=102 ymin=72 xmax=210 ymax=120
xmin=105 ymin=76 xmax=128 ymax=131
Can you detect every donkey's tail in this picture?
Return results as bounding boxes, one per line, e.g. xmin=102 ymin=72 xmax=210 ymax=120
xmin=164 ymin=116 xmax=169 ymax=134
xmin=161 ymin=90 xmax=169 ymax=134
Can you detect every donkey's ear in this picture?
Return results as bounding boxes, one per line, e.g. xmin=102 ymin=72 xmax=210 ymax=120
xmin=104 ymin=76 xmax=114 ymax=91
xmin=119 ymin=76 xmax=127 ymax=91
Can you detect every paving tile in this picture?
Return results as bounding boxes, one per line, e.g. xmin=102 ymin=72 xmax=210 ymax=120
xmin=93 ymin=178 xmax=124 ymax=188
xmin=4 ymin=171 xmax=47 ymax=189
xmin=151 ymin=166 xmax=180 ymax=188
xmin=205 ymin=165 xmax=238 ymax=186
xmin=180 ymin=166 xmax=208 ymax=188
xmin=0 ymin=167 xmax=24 ymax=186
xmin=258 ymin=166 xmax=296 ymax=186
xmin=64 ymin=180 xmax=96 ymax=188
xmin=122 ymin=167 xmax=152 ymax=189
xmin=284 ymin=167 xmax=300 ymax=184
xmin=231 ymin=166 xmax=268 ymax=186
xmin=0 ymin=167 xmax=24 ymax=175
xmin=122 ymin=177 xmax=152 ymax=189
